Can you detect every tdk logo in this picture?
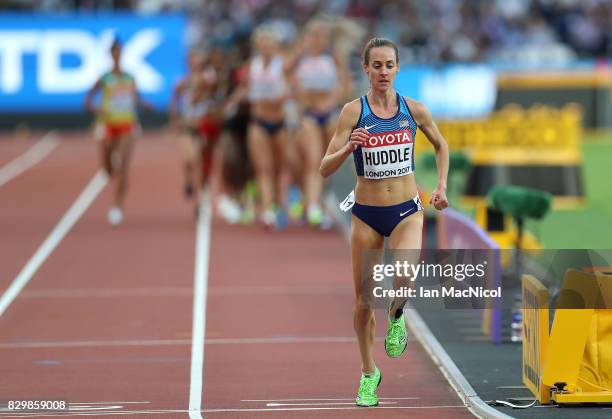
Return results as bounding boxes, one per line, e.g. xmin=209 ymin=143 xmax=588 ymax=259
xmin=0 ymin=29 xmax=163 ymax=94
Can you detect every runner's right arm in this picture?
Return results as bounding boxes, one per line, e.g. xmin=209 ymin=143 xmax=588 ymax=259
xmin=84 ymin=77 xmax=103 ymax=115
xmin=134 ymin=77 xmax=155 ymax=114
xmin=168 ymin=79 xmax=186 ymax=127
xmin=319 ymin=99 xmax=367 ymax=178
xmin=222 ymin=61 xmax=249 ymax=118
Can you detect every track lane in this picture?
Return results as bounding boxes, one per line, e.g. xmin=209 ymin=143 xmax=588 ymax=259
xmin=0 ymin=138 xmax=33 ymax=167
xmin=0 ymin=138 xmax=98 ymax=289
xmin=1 ymin=131 xmax=476 ymax=418
xmin=0 ymin=134 xmax=197 ymax=414
xmin=202 ymin=222 xmax=475 ymax=418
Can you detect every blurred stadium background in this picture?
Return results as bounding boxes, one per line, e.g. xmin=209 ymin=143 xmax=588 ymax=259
xmin=1 ymin=0 xmax=611 ymax=417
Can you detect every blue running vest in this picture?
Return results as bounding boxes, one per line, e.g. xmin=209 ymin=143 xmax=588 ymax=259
xmin=352 ymin=93 xmax=417 ymax=179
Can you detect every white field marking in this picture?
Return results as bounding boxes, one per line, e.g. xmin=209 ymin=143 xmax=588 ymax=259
xmin=0 ymin=285 xmax=347 ymax=299
xmin=15 ymin=287 xmax=193 ymax=299
xmin=207 ymin=285 xmax=349 ymax=295
xmin=205 ymin=336 xmax=367 ymax=344
xmin=0 ymin=405 xmax=468 ymax=418
xmin=69 ymin=402 xmax=150 ymax=405
xmin=241 ymin=397 xmax=420 ymax=402
xmin=404 ymin=307 xmax=514 ymax=419
xmin=188 ymin=190 xmax=212 ymax=419
xmin=202 ymin=405 xmax=466 ymax=413
xmin=0 ymin=336 xmax=379 ymax=349
xmin=266 ymin=402 xmax=397 ymax=407
xmin=68 ymin=406 xmax=121 ymax=411
xmin=0 ymin=339 xmax=191 ymax=349
xmin=0 ymin=410 xmax=184 ymax=418
xmin=0 ymin=171 xmax=107 ymax=318
xmin=0 ymin=131 xmax=59 ymax=187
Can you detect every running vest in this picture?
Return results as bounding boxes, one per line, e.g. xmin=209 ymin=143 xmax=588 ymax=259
xmin=181 ymin=86 xmax=211 ymax=121
xmin=353 ymin=93 xmax=417 ymax=179
xmin=248 ymin=55 xmax=286 ymax=101
xmin=181 ymin=69 xmax=216 ymax=122
xmin=99 ymin=71 xmax=136 ymax=124
xmin=295 ymin=53 xmax=337 ymax=91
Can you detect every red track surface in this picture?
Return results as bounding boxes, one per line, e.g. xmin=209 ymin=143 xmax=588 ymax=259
xmin=0 ymin=132 xmax=474 ymax=418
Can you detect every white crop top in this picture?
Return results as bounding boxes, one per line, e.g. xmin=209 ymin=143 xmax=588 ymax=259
xmin=248 ymin=55 xmax=287 ymax=101
xmin=295 ymin=53 xmax=338 ymax=91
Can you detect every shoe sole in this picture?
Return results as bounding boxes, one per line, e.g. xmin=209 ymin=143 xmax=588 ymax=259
xmin=356 ymin=371 xmax=382 ymax=407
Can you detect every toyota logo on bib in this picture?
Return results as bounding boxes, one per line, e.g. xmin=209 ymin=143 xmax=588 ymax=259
xmin=366 ymin=130 xmax=413 ymax=148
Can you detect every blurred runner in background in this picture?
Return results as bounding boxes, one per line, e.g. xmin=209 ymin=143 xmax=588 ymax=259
xmin=169 ymin=50 xmax=220 ymax=217
xmin=218 ymin=44 xmax=255 ymax=225
xmin=84 ymin=38 xmax=152 ymax=226
xmin=294 ymin=18 xmax=351 ymax=227
xmin=226 ymin=26 xmax=293 ymax=230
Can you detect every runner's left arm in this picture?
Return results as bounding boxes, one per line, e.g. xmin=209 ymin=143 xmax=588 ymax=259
xmin=135 ymin=80 xmax=155 ymax=113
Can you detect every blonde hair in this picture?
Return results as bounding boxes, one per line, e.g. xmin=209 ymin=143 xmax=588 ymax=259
xmin=252 ymin=25 xmax=279 ymax=47
xmin=305 ymin=17 xmax=331 ymax=35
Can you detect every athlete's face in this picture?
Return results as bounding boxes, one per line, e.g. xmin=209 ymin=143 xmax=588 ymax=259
xmin=110 ymin=45 xmax=121 ymax=65
xmin=188 ymin=52 xmax=204 ymax=72
xmin=257 ymin=34 xmax=277 ymax=59
xmin=364 ymin=47 xmax=399 ymax=91
xmin=305 ymin=23 xmax=330 ymax=53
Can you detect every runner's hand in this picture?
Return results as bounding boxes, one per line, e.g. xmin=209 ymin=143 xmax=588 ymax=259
xmin=347 ymin=128 xmax=369 ymax=152
xmin=95 ymin=107 xmax=108 ymax=120
xmin=430 ymin=185 xmax=448 ymax=210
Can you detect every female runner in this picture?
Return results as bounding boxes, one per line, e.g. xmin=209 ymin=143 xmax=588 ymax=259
xmin=320 ymin=38 xmax=449 ymax=407
xmin=85 ymin=39 xmax=152 ymax=226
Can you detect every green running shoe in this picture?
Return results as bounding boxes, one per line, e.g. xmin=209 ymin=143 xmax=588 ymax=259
xmin=306 ymin=204 xmax=323 ymax=227
xmin=385 ymin=313 xmax=408 ymax=358
xmin=355 ymin=367 xmax=382 ymax=407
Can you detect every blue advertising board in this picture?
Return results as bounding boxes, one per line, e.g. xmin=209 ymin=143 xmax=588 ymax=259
xmin=0 ymin=13 xmax=186 ymax=112
xmin=395 ymin=64 xmax=497 ymax=119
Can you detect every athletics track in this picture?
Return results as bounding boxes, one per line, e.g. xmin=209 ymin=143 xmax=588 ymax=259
xmin=0 ymin=132 xmax=474 ymax=418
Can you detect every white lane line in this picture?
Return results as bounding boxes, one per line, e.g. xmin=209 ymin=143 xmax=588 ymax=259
xmin=203 ymin=405 xmax=466 ymax=413
xmin=242 ymin=397 xmax=419 ymax=402
xmin=188 ymin=190 xmax=212 ymax=419
xmin=0 ymin=170 xmax=107 ymax=318
xmin=14 ymin=287 xmax=193 ymax=299
xmin=405 ymin=306 xmax=515 ymax=419
xmin=69 ymin=402 xmax=150 ymax=406
xmin=68 ymin=407 xmax=122 ymax=412
xmin=0 ymin=339 xmax=191 ymax=349
xmin=0 ymin=131 xmax=59 ymax=187
xmin=207 ymin=336 xmax=364 ymax=344
xmin=0 ymin=285 xmax=347 ymax=299
xmin=266 ymin=402 xmax=397 ymax=406
xmin=0 ymin=336 xmax=378 ymax=349
xmin=0 ymin=405 xmax=467 ymax=417
xmin=0 ymin=411 xmax=183 ymax=418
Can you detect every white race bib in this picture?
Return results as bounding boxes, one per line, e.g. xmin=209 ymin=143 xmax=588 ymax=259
xmin=361 ymin=130 xmax=414 ymax=179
